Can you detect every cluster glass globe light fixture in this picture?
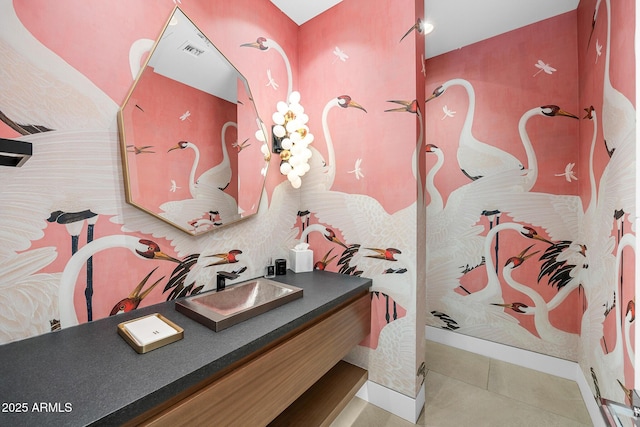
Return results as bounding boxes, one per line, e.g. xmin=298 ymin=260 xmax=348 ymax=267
xmin=271 ymin=91 xmax=313 ymax=189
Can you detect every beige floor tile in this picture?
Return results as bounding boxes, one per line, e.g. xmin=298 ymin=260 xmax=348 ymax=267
xmin=424 ymin=370 xmax=591 ymax=427
xmin=416 ymin=407 xmax=425 ymax=425
xmin=330 ymin=397 xmax=368 ymax=426
xmin=333 ymin=342 xmax=595 ymax=426
xmin=330 ymin=397 xmax=417 ymax=427
xmin=488 ymin=359 xmax=592 ymax=425
xmin=425 ymin=340 xmax=490 ymax=389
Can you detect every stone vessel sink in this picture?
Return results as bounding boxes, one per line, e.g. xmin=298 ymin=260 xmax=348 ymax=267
xmin=175 ymin=278 xmax=303 ymax=332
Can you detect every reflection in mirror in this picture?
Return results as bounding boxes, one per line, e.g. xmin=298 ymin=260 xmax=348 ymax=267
xmin=118 ymin=7 xmax=269 ymax=236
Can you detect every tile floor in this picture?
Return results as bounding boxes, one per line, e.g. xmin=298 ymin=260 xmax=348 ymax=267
xmin=331 ymin=340 xmax=594 ymax=426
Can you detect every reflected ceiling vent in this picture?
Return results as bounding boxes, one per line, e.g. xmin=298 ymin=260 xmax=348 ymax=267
xmin=0 ymin=138 xmax=32 ymax=167
xmin=270 ymin=0 xmax=343 ymax=25
xmin=180 ymin=41 xmax=206 ymax=58
xmin=195 ymin=32 xmax=212 ymax=48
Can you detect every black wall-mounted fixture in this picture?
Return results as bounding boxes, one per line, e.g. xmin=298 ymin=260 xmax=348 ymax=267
xmin=271 ymin=125 xmax=283 ymax=154
xmin=0 ymin=138 xmax=32 ymax=167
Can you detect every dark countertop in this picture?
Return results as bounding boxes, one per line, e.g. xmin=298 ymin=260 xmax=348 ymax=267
xmin=0 ymin=270 xmax=371 ymax=426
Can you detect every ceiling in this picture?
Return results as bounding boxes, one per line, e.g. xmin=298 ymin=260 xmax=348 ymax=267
xmin=270 ymin=0 xmax=580 ymax=58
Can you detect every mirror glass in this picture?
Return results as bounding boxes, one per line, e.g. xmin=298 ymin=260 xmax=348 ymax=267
xmin=118 ymin=7 xmax=269 ymax=236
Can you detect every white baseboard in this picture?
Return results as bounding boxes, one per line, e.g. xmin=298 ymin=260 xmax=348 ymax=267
xmin=426 ymin=326 xmax=605 ymax=427
xmin=356 ymin=380 xmax=425 ymax=423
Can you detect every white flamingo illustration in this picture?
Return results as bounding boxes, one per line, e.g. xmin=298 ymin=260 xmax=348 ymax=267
xmin=303 ymin=95 xmax=367 ymax=191
xmin=0 ymin=2 xmax=123 ymax=261
xmin=461 ymin=222 xmax=548 ymax=309
xmin=426 ymin=166 xmax=531 ymax=281
xmin=0 ymin=2 xmax=187 ymax=329
xmin=159 ymin=187 xmax=240 ymax=232
xmin=57 ymin=236 xmax=180 ymax=328
xmin=616 ymin=234 xmax=635 ymax=368
xmin=241 ymin=37 xmax=292 ymax=99
xmin=586 ymin=232 xmax=636 ymax=403
xmin=301 ymin=99 xmax=421 ymax=264
xmin=597 ymin=0 xmax=636 ymax=157
xmin=427 ymin=225 xmax=579 ymax=361
xmin=299 ymin=196 xmax=417 ymax=398
xmin=425 ymin=144 xmax=445 ymax=214
xmin=298 ymin=100 xmax=427 ymax=395
xmin=0 ymin=3 xmax=297 ymax=343
xmin=174 ymin=180 xmax=300 ymax=293
xmin=0 ymin=0 xmax=115 ymax=133
xmin=0 ymin=248 xmax=59 ymax=343
xmin=240 ymin=40 xmax=369 ymax=193
xmin=426 ymin=78 xmax=523 ymax=181
xmin=121 ymin=171 xmax=301 ymax=299
xmin=496 ymin=107 xmax=634 ymax=312
xmin=167 ymin=121 xmax=236 ymax=197
xmin=300 ymin=100 xmax=422 ymax=307
xmin=516 ymin=105 xmax=579 ymax=192
xmin=0 ymin=130 xmax=135 ymax=324
xmin=499 ymin=245 xmax=580 ymax=349
xmin=624 ymin=299 xmax=634 ymax=365
xmin=128 ymin=38 xmax=154 ymax=79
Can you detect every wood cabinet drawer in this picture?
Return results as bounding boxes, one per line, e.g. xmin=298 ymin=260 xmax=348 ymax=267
xmin=140 ymin=292 xmax=370 ymax=427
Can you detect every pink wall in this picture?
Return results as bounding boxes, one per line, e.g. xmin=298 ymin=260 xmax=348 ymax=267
xmin=297 ymin=0 xmax=425 ymax=397
xmin=577 ymin=0 xmax=636 ymax=405
xmin=6 ymin=0 xmax=634 ymax=409
xmin=425 ymin=11 xmax=582 ymax=358
xmin=425 ymin=0 xmax=636 ymax=405
xmin=0 ymin=0 xmax=423 ymax=402
xmin=0 ymin=0 xmax=298 ymax=331
xmin=122 ymin=67 xmax=238 ymax=213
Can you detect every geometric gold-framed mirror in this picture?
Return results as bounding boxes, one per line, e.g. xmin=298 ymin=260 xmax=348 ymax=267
xmin=118 ymin=7 xmax=269 ymax=236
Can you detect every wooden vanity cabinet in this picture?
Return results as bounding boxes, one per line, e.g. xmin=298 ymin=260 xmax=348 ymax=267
xmin=128 ymin=291 xmax=370 ymax=426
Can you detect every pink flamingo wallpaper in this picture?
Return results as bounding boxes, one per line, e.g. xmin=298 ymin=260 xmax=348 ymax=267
xmin=425 ymin=11 xmax=582 ymax=358
xmin=0 ymin=0 xmax=426 ymax=408
xmin=121 ymin=68 xmax=238 ymax=217
xmin=425 ymin=0 xmax=636 ymax=406
xmin=294 ymin=0 xmax=427 ymax=398
xmin=0 ymin=0 xmax=636 ymax=417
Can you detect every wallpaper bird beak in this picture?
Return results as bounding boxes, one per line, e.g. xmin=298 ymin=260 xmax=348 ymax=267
xmin=153 ymin=251 xmax=181 ymax=263
xmin=385 ymin=99 xmax=418 ymax=114
xmin=129 ymin=267 xmax=164 ymax=300
xmin=557 ymin=109 xmax=579 ymax=119
xmin=240 ymin=41 xmax=261 ymax=49
xmin=347 ymin=99 xmax=367 ymax=113
xmin=517 ymin=244 xmax=540 ymax=262
xmin=399 ymin=18 xmax=422 ymax=42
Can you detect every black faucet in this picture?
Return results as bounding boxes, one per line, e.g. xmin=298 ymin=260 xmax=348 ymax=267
xmin=216 ymin=271 xmax=240 ymax=291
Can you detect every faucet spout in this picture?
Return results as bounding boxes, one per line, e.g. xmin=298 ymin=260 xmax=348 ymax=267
xmin=216 ymin=271 xmax=241 ymax=291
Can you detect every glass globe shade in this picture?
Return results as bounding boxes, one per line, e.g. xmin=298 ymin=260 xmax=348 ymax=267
xmin=277 ymin=101 xmax=289 ymax=114
xmin=273 ymin=125 xmax=286 ymax=138
xmin=280 ymin=162 xmax=292 ymax=175
xmin=290 ymin=132 xmax=301 ymax=143
xmin=286 ymin=119 xmax=301 ymax=134
xmin=289 ymin=91 xmax=301 ymax=105
xmin=272 ymin=112 xmax=285 ymax=125
xmin=290 ymin=103 xmax=304 ymax=116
